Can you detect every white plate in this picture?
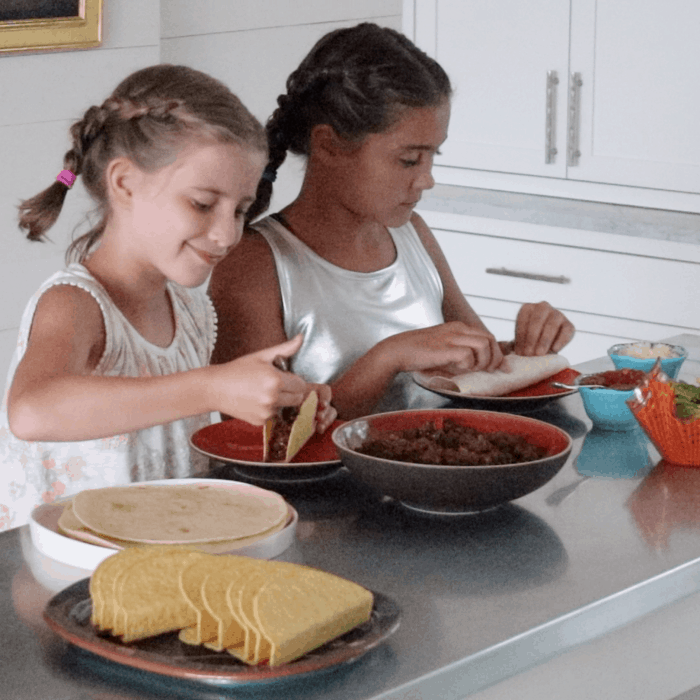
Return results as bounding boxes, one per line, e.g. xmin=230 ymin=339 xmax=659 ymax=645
xmin=28 ymin=478 xmax=298 ymax=572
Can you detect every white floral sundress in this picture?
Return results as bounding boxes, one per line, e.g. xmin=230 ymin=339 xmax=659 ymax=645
xmin=0 ymin=263 xmax=216 ymax=532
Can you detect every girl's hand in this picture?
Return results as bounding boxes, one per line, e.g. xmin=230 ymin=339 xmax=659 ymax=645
xmin=383 ymin=321 xmax=505 ymax=376
xmin=513 ymin=302 xmax=575 ymax=356
xmin=210 ymin=335 xmax=309 ymax=425
xmin=308 ymin=383 xmax=337 ymax=433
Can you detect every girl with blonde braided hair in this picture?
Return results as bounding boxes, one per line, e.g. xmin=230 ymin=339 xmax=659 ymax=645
xmin=210 ymin=23 xmax=574 ymax=419
xmin=0 ymin=64 xmax=335 ymax=531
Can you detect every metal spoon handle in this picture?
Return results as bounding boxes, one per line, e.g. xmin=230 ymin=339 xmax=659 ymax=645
xmin=551 ymin=381 xmax=606 ymax=390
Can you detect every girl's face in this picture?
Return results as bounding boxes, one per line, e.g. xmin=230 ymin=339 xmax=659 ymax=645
xmin=332 ymin=101 xmax=450 ymax=228
xmin=124 ymin=140 xmax=266 ymax=287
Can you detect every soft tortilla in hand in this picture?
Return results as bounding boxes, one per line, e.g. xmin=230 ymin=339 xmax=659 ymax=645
xmin=430 ymin=354 xmax=569 ymax=397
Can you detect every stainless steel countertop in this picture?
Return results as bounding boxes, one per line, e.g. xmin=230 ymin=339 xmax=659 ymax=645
xmin=4 ymin=334 xmax=700 ymax=700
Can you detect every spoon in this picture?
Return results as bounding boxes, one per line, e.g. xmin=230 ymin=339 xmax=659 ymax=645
xmin=551 ymin=381 xmax=607 ymax=391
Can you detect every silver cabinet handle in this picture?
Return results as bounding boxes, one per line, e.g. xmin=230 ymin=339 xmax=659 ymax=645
xmin=485 ymin=267 xmax=571 ymax=284
xmin=567 ymin=72 xmax=583 ymax=167
xmin=545 ymin=70 xmax=559 ymax=164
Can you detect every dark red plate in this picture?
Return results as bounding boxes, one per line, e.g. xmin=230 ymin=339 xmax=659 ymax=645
xmin=191 ymin=419 xmax=344 ymax=468
xmin=412 ymin=368 xmax=581 ymax=412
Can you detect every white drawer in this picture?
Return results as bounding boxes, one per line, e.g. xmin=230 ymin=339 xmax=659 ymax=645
xmin=434 ymin=229 xmax=700 ymax=330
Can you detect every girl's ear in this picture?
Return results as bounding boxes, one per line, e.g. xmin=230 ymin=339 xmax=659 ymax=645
xmin=105 ymin=157 xmax=140 ymax=208
xmin=309 ymin=124 xmax=354 ymax=165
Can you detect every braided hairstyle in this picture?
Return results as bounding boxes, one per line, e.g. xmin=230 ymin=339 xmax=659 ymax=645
xmin=18 ymin=64 xmax=267 ymax=262
xmin=246 ymin=23 xmax=451 ymax=223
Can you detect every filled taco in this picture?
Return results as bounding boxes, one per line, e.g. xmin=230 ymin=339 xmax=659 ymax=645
xmin=263 ymin=391 xmax=319 ymax=463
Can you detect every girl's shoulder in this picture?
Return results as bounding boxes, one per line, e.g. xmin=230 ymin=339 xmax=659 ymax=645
xmin=405 ymin=211 xmax=442 ymax=256
xmin=168 ymin=281 xmax=214 ymax=323
xmin=210 ymin=224 xmax=277 ymax=294
xmin=27 ymin=264 xmax=108 ymax=328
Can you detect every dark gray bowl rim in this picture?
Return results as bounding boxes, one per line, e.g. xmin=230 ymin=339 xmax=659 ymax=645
xmin=331 ymin=408 xmax=573 ymax=471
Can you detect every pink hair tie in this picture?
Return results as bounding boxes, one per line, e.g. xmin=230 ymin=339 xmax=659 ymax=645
xmin=56 ymin=169 xmax=77 ymax=188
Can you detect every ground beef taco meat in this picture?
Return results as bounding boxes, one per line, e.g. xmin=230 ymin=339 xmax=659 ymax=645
xmin=357 ymin=419 xmax=547 ymax=466
xmin=267 ymin=407 xmax=300 ymax=462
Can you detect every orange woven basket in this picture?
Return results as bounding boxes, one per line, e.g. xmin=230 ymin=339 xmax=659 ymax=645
xmin=629 ymin=379 xmax=700 ymax=466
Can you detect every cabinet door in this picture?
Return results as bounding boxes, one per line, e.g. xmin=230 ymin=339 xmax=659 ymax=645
xmin=415 ymin=0 xmax=570 ymax=177
xmin=569 ymin=0 xmax=700 ymax=193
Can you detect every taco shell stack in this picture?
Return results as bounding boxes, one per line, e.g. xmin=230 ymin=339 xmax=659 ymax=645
xmin=90 ymin=547 xmax=374 ymax=667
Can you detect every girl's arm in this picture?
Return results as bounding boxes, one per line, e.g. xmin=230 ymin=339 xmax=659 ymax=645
xmin=210 ymin=225 xmax=502 ymax=419
xmin=410 ymin=213 xmax=492 ymax=331
xmin=209 ymin=230 xmax=289 ymax=364
xmin=208 ymin=231 xmax=335 ymax=429
xmin=8 ymin=284 xmax=312 ymax=442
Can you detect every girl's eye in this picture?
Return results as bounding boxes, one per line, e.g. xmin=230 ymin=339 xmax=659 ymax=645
xmin=401 ymin=149 xmax=442 ymax=168
xmin=192 ymin=200 xmax=213 ymax=213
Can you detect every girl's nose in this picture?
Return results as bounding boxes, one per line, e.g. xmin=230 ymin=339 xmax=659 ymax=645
xmin=211 ymin=214 xmax=243 ymax=249
xmin=415 ymin=167 xmax=435 ymax=192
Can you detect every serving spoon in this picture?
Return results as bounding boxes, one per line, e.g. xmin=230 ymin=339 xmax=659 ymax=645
xmin=551 ymin=381 xmax=606 ymax=391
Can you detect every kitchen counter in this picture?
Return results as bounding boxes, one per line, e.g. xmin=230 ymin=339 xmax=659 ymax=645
xmin=4 ymin=334 xmax=700 ymax=700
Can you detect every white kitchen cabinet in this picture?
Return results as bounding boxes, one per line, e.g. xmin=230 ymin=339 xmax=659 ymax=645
xmin=569 ymin=0 xmax=700 ymax=194
xmin=410 ymin=0 xmax=700 ymax=209
xmin=417 ymin=197 xmax=700 ymax=365
xmin=419 ymin=0 xmax=570 ymax=179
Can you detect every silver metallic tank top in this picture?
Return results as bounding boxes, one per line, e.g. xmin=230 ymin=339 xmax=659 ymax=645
xmin=252 ymin=215 xmax=445 ymax=412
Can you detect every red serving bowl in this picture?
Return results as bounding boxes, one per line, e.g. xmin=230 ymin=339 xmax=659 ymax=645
xmin=332 ymin=409 xmax=572 ymax=515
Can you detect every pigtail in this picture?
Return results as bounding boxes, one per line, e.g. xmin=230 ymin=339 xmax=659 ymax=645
xmin=17 ymin=180 xmax=71 ymax=242
xmin=246 ymin=95 xmax=294 ymax=223
xmin=18 ymin=104 xmax=106 ymax=245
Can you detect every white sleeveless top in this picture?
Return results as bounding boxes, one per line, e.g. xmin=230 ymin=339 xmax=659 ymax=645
xmin=253 ymin=216 xmax=445 ymax=413
xmin=0 ymin=263 xmax=216 ymax=532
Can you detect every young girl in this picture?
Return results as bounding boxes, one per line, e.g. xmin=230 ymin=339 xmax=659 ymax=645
xmin=209 ymin=23 xmax=575 ymax=419
xmin=0 ymin=64 xmax=334 ymax=532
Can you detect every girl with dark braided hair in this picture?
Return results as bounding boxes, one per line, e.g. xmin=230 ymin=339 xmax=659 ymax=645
xmin=1 ymin=64 xmax=335 ymax=532
xmin=210 ymin=23 xmax=574 ymax=419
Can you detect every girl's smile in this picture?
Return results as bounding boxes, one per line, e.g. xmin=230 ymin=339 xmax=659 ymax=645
xmin=185 ymin=242 xmax=229 ymax=268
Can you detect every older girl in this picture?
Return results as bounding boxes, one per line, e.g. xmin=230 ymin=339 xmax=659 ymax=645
xmin=210 ymin=24 xmax=574 ymax=419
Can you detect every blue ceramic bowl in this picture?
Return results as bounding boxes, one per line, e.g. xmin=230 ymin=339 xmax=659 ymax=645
xmin=575 ymin=376 xmax=640 ymax=431
xmin=608 ymin=342 xmax=687 ymax=380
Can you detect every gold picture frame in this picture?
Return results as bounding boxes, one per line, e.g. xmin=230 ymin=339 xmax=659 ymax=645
xmin=0 ymin=0 xmax=103 ymax=54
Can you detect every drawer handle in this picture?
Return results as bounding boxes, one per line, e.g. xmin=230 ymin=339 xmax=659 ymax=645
xmin=485 ymin=267 xmax=571 ymax=284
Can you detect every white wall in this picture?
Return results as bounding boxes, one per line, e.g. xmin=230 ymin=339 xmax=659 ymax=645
xmin=0 ymin=0 xmax=160 ymax=380
xmin=0 ymin=0 xmax=401 ymax=383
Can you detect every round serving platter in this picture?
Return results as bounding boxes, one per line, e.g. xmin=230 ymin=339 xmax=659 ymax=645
xmin=43 ymin=579 xmax=401 ymax=687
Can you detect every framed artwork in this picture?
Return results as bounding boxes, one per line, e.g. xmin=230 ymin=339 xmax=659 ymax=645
xmin=0 ymin=0 xmax=103 ymax=54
